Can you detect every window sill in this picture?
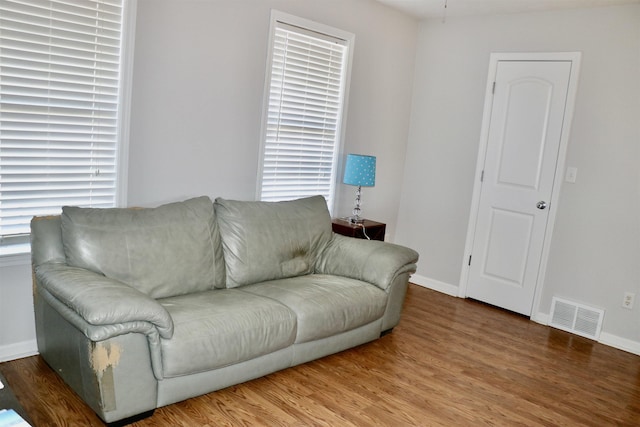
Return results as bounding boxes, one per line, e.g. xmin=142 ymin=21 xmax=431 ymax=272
xmin=0 ymin=245 xmax=31 ymax=267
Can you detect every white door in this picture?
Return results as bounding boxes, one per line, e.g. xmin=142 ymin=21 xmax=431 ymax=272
xmin=465 ymin=59 xmax=574 ymax=316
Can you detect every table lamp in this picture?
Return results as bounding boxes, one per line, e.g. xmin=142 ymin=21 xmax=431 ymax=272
xmin=343 ymin=154 xmax=376 ymax=224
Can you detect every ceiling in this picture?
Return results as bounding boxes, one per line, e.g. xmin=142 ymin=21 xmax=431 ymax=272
xmin=374 ymin=0 xmax=640 ymax=19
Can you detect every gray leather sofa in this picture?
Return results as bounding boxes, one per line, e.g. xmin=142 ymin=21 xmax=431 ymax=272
xmin=30 ymin=195 xmax=418 ymax=425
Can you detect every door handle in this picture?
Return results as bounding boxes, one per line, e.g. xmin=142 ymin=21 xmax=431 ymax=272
xmin=536 ymin=201 xmax=548 ymax=210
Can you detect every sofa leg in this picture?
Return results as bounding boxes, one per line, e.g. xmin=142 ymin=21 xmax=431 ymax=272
xmin=380 ymin=328 xmax=394 ymax=337
xmin=105 ymin=409 xmax=155 ymax=427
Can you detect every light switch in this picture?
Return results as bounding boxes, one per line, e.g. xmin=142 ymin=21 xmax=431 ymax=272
xmin=565 ymin=167 xmax=578 ymax=183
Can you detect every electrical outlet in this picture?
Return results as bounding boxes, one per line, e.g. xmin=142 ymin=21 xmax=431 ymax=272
xmin=622 ymin=292 xmax=635 ymax=310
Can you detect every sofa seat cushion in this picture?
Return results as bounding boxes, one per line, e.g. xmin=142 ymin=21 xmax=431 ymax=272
xmin=159 ymin=289 xmax=296 ymax=378
xmin=239 ymin=274 xmax=387 ymax=344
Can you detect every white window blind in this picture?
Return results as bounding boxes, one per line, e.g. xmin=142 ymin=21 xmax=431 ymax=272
xmin=0 ymin=0 xmax=125 ymax=247
xmin=259 ymin=19 xmax=350 ymax=209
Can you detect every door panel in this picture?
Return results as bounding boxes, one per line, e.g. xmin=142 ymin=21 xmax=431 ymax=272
xmin=483 ymin=208 xmax=534 ymax=288
xmin=497 ymin=79 xmax=553 ymax=189
xmin=466 ymin=60 xmax=572 ymax=315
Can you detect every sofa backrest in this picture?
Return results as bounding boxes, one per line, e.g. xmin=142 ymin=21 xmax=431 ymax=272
xmin=214 ymin=196 xmax=333 ymax=288
xmin=60 ymin=196 xmax=226 ymax=299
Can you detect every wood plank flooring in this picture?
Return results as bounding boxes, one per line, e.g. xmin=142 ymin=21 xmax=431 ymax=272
xmin=1 ymin=284 xmax=639 ymax=426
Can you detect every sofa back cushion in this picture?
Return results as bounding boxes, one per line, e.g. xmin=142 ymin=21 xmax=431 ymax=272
xmin=61 ymin=196 xmax=226 ymax=299
xmin=214 ymin=196 xmax=332 ymax=288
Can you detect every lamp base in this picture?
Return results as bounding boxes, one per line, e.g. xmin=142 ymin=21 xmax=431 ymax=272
xmin=349 ymin=185 xmax=365 ymax=224
xmin=348 ymin=216 xmax=365 ymax=224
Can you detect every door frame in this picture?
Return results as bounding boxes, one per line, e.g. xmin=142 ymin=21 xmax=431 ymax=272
xmin=458 ymin=52 xmax=581 ymax=321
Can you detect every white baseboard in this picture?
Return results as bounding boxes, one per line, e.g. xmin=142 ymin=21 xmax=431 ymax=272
xmin=0 ymin=340 xmax=38 ymax=363
xmin=597 ymin=332 xmax=640 ymax=356
xmin=531 ymin=312 xmax=549 ymax=325
xmin=411 ymin=274 xmax=459 ymax=297
xmin=534 ymin=311 xmax=640 ymax=356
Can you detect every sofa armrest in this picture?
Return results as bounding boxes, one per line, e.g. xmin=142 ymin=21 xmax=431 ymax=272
xmin=35 ymin=263 xmax=174 ymax=340
xmin=315 ymin=234 xmax=419 ymax=290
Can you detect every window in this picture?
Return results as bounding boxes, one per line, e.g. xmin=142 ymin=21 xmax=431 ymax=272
xmin=0 ymin=0 xmax=134 ymax=254
xmin=257 ymin=12 xmax=353 ymax=212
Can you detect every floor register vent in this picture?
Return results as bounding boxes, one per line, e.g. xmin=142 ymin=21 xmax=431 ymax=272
xmin=549 ymin=297 xmax=604 ymax=340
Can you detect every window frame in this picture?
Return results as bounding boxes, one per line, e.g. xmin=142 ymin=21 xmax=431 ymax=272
xmin=256 ymin=10 xmax=355 ymax=214
xmin=0 ymin=0 xmax=137 ymax=259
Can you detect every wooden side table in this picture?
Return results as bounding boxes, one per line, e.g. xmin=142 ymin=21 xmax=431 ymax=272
xmin=331 ymin=218 xmax=386 ymax=241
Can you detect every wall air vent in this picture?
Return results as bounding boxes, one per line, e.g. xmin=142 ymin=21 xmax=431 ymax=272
xmin=549 ymin=297 xmax=604 ymax=340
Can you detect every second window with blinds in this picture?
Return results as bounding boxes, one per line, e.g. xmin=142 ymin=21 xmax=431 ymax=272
xmin=257 ymin=12 xmax=354 ymax=213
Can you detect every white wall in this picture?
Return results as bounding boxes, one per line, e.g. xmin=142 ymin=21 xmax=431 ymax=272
xmin=396 ymin=4 xmax=640 ymax=351
xmin=0 ymin=259 xmax=36 ymax=362
xmin=128 ymin=0 xmax=418 ymax=241
xmin=0 ymin=0 xmax=418 ymax=361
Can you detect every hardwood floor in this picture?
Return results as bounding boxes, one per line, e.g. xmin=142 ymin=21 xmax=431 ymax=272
xmin=2 ymin=284 xmax=639 ymax=426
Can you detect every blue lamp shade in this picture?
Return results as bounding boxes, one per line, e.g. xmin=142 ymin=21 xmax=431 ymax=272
xmin=343 ymin=154 xmax=376 ymax=187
